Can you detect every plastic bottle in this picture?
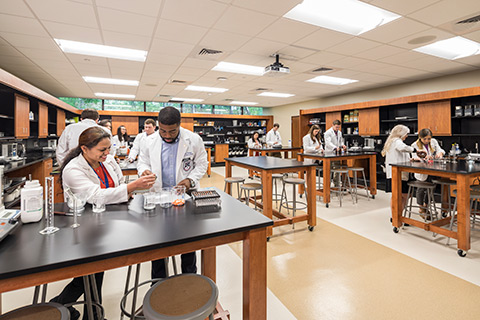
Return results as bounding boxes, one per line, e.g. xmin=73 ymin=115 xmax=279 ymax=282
xmin=20 ymin=180 xmax=43 ymax=223
xmin=288 ymin=139 xmax=291 ymax=147
xmin=455 ymin=143 xmax=461 ymax=155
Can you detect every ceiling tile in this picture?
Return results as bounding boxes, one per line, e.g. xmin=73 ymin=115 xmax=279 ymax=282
xmin=96 ymin=0 xmax=163 ymax=17
xmin=300 ymin=51 xmax=346 ymax=65
xmin=146 ymin=53 xmax=186 ymax=65
xmin=369 ymin=0 xmax=440 ymax=15
xmin=213 ymin=6 xmax=277 ymax=36
xmin=161 ymin=0 xmax=228 ymax=28
xmin=378 ymin=51 xmax=427 ymax=65
xmin=389 ymin=27 xmax=454 ymax=50
xmin=355 ymin=45 xmax=407 ymax=61
xmin=327 ymin=37 xmax=381 ymax=56
xmin=257 ymin=17 xmax=317 ymax=45
xmin=200 ymin=29 xmax=251 ymax=51
xmin=0 ymin=32 xmax=58 ymax=51
xmin=360 ymin=18 xmax=430 ymax=44
xmin=293 ymin=29 xmax=353 ymax=51
xmin=0 ymin=0 xmax=35 ymax=17
xmin=329 ymin=57 xmax=373 ymax=69
xmin=25 ymin=0 xmax=98 ymax=28
xmin=42 ymin=21 xmax=102 ymax=43
xmin=238 ymin=38 xmax=286 ymax=56
xmin=408 ymin=0 xmax=480 ymax=27
xmin=102 ymin=30 xmax=151 ymax=50
xmin=232 ymin=0 xmax=300 ymax=16
xmin=0 ymin=14 xmax=49 ymax=36
xmin=155 ymin=19 xmax=208 ymax=45
xmin=463 ymin=29 xmax=480 ymax=42
xmin=149 ymin=39 xmax=195 ymax=57
xmin=97 ymin=7 xmax=156 ymax=37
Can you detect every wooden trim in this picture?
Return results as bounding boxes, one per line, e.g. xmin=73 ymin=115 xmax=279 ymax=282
xmin=98 ymin=110 xmax=273 ymax=121
xmin=300 ymin=86 xmax=480 ymax=115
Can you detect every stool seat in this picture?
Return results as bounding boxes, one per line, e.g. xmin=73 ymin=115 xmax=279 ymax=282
xmin=316 ymin=167 xmax=323 ymax=171
xmin=432 ymin=178 xmax=456 ymax=186
xmin=143 ymin=274 xmax=218 ymax=320
xmin=240 ymin=183 xmax=262 ymax=190
xmin=347 ymin=167 xmax=365 ymax=172
xmin=272 ymin=173 xmax=284 ymax=178
xmin=284 ymin=177 xmax=305 ymax=185
xmin=407 ymin=181 xmax=436 ymax=189
xmin=471 ymin=185 xmax=480 ymax=191
xmin=224 ymin=177 xmax=245 ymax=183
xmin=332 ymin=169 xmax=348 ymax=174
xmin=452 ymin=189 xmax=480 ymax=199
xmin=0 ymin=303 xmax=69 ymax=320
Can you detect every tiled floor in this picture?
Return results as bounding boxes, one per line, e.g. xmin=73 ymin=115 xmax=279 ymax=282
xmin=3 ymin=165 xmax=480 ymax=319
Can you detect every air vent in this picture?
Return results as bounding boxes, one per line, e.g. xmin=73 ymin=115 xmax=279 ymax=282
xmin=198 ymin=48 xmax=223 ymax=55
xmin=157 ymin=94 xmax=172 ymax=98
xmin=168 ymin=79 xmax=187 ymax=85
xmin=253 ymin=88 xmax=270 ymax=92
xmin=224 ymin=98 xmax=234 ymax=102
xmin=312 ymin=67 xmax=333 ymax=72
xmin=457 ymin=14 xmax=480 ymax=24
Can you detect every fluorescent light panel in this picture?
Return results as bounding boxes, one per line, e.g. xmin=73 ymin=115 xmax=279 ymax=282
xmin=413 ymin=36 xmax=480 ymax=60
xmin=170 ymin=97 xmax=204 ymax=102
xmin=230 ymin=101 xmax=258 ymax=106
xmin=94 ymin=93 xmax=135 ymax=99
xmin=307 ymin=75 xmax=358 ymax=85
xmin=212 ymin=61 xmax=265 ymax=76
xmin=83 ymin=76 xmax=139 ymax=86
xmin=185 ymin=85 xmax=228 ymax=93
xmin=55 ymin=39 xmax=147 ymax=62
xmin=284 ymin=0 xmax=401 ymax=36
xmin=258 ymin=92 xmax=295 ymax=98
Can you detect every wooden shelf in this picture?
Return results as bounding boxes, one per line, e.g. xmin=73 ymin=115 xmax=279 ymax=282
xmin=5 ymin=197 xmax=20 ymax=209
xmin=381 ymin=118 xmax=417 ymax=123
xmin=0 ymin=114 xmax=13 ymax=119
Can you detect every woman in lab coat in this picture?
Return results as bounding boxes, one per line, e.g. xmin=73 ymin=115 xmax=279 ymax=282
xmin=247 ymin=131 xmax=262 ymax=156
xmin=411 ymin=128 xmax=445 ymax=215
xmin=111 ymin=125 xmax=130 ymax=156
xmin=51 ymin=127 xmax=156 ymax=320
xmin=303 ymin=124 xmax=323 ymax=154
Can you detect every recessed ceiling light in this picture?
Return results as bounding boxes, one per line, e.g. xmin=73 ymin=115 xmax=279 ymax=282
xmin=307 ymin=75 xmax=358 ymax=85
xmin=230 ymin=101 xmax=259 ymax=106
xmin=258 ymin=92 xmax=295 ymax=98
xmin=413 ymin=36 xmax=480 ymax=60
xmin=170 ymin=97 xmax=205 ymax=102
xmin=212 ymin=62 xmax=265 ymax=76
xmin=185 ymin=85 xmax=228 ymax=93
xmin=94 ymin=93 xmax=136 ymax=99
xmin=284 ymin=0 xmax=401 ymax=36
xmin=83 ymin=76 xmax=139 ymax=86
xmin=55 ymin=39 xmax=147 ymax=62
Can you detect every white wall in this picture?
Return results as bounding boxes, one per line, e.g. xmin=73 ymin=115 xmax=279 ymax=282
xmin=269 ymin=69 xmax=480 ymax=142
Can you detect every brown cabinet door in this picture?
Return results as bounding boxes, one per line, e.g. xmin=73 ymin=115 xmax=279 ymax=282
xmin=14 ymin=94 xmax=30 ymax=138
xmin=181 ymin=117 xmax=194 ymax=131
xmin=325 ymin=111 xmax=342 ymax=130
xmin=112 ymin=116 xmax=139 ymax=135
xmin=57 ymin=109 xmax=66 ymax=136
xmin=39 ymin=102 xmax=48 ymax=138
xmin=418 ymin=100 xmax=451 ymax=136
xmin=359 ymin=108 xmax=379 ymax=136
xmin=215 ymin=144 xmax=229 ymax=163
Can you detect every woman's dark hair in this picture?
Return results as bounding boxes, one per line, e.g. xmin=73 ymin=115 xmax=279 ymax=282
xmin=419 ymin=128 xmax=433 ymax=139
xmin=253 ymin=132 xmax=260 ymax=141
xmin=159 ymin=107 xmax=181 ymax=125
xmin=308 ymin=124 xmax=322 ymax=143
xmin=59 ymin=127 xmax=111 ymax=187
xmin=116 ymin=125 xmax=130 ymax=142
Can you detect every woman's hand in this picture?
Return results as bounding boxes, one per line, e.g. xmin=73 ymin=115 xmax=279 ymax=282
xmin=315 ymin=145 xmax=320 ymax=150
xmin=127 ymin=174 xmax=156 ymax=193
xmin=435 ymin=153 xmax=443 ymax=159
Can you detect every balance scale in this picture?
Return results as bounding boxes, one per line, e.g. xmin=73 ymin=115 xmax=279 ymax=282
xmin=0 ymin=165 xmax=21 ymax=243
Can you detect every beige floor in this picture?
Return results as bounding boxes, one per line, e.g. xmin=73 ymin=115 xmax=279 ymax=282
xmin=3 ymin=167 xmax=480 ymax=319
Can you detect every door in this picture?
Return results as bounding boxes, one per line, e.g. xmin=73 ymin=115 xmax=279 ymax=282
xmin=359 ymin=108 xmax=379 ymax=136
xmin=215 ymin=144 xmax=229 ymax=163
xmin=418 ymin=100 xmax=451 ymax=136
xmin=57 ymin=109 xmax=66 ymax=136
xmin=325 ymin=111 xmax=342 ymax=131
xmin=14 ymin=94 xmax=30 ymax=138
xmin=38 ymin=102 xmax=48 ymax=138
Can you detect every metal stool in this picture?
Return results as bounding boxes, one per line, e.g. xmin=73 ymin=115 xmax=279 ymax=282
xmin=272 ymin=173 xmax=284 ymax=205
xmin=330 ymin=168 xmax=354 ymax=207
xmin=347 ymin=167 xmax=370 ymax=203
xmin=224 ymin=177 xmax=245 ymax=200
xmin=432 ymin=178 xmax=456 ymax=218
xmin=279 ymin=177 xmax=307 ymax=229
xmin=447 ymin=190 xmax=480 ymax=245
xmin=0 ymin=303 xmax=70 ymax=320
xmin=240 ymin=183 xmax=263 ymax=211
xmin=143 ymin=274 xmax=218 ymax=320
xmin=403 ymin=181 xmax=438 ymax=221
xmin=316 ymin=166 xmax=323 ymax=190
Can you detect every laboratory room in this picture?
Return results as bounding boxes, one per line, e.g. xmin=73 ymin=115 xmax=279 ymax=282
xmin=1 ymin=1 xmax=480 ymax=319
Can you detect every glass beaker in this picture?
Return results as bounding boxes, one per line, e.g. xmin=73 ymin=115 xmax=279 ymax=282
xmin=143 ymin=192 xmax=156 ymax=211
xmin=172 ymin=185 xmax=186 ymax=206
xmin=159 ymin=188 xmax=173 ymax=208
xmin=92 ymin=195 xmax=106 ymax=213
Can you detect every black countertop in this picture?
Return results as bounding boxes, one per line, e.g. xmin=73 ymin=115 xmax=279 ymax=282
xmin=0 ymin=188 xmax=272 ymax=280
xmin=391 ymin=160 xmax=480 ymax=175
xmin=248 ymin=146 xmax=302 ymax=151
xmin=299 ymin=151 xmax=377 ymax=159
xmin=225 ymin=156 xmax=316 ymax=170
xmin=2 ymin=152 xmax=56 ymax=174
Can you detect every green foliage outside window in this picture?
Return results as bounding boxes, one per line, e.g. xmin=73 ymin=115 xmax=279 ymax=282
xmin=59 ymin=97 xmax=102 ymax=110
xmin=244 ymin=107 xmax=263 ymax=115
xmin=103 ymin=100 xmax=144 ymax=111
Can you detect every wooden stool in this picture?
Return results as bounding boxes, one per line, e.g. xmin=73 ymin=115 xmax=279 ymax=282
xmin=223 ymin=177 xmax=245 ymax=200
xmin=0 ymin=303 xmax=70 ymax=320
xmin=403 ymin=181 xmax=438 ymax=221
xmin=143 ymin=274 xmax=218 ymax=320
xmin=240 ymin=183 xmax=262 ymax=211
xmin=347 ymin=167 xmax=370 ymax=203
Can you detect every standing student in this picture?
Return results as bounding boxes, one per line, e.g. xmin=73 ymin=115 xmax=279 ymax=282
xmin=411 ymin=128 xmax=445 ymax=215
xmin=382 ymin=124 xmax=416 ymax=214
xmin=247 ymin=131 xmax=262 ymax=156
xmin=111 ymin=125 xmax=130 ymax=156
xmin=137 ymin=107 xmax=208 ymax=280
xmin=266 ymin=123 xmax=282 ymax=147
xmin=324 ymin=120 xmax=346 ymax=152
xmin=128 ymin=118 xmax=156 ymax=162
xmin=51 ymin=127 xmax=155 ymax=320
xmin=303 ymin=124 xmax=323 ymax=153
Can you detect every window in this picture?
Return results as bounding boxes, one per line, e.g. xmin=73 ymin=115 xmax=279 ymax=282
xmin=214 ymin=105 xmax=242 ymax=115
xmin=59 ymin=97 xmax=102 ymax=110
xmin=182 ymin=104 xmax=213 ymax=114
xmin=104 ymin=100 xmax=144 ymax=111
xmin=244 ymin=107 xmax=263 ymax=115
xmin=146 ymin=101 xmax=163 ymax=112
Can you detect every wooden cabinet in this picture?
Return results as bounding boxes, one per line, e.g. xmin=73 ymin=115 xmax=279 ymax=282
xmin=112 ymin=116 xmax=139 ymax=135
xmin=181 ymin=117 xmax=194 ymax=131
xmin=57 ymin=109 xmax=65 ymax=136
xmin=14 ymin=94 xmax=30 ymax=138
xmin=215 ymin=144 xmax=229 ymax=163
xmin=418 ymin=100 xmax=451 ymax=136
xmin=359 ymin=108 xmax=379 ymax=136
xmin=325 ymin=111 xmax=342 ymax=130
xmin=38 ymin=102 xmax=48 ymax=138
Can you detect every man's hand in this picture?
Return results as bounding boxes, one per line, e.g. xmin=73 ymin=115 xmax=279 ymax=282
xmin=435 ymin=153 xmax=443 ymax=159
xmin=342 ymin=145 xmax=347 ymax=150
xmin=141 ymin=170 xmax=154 ymax=177
xmin=176 ymin=178 xmax=192 ymax=190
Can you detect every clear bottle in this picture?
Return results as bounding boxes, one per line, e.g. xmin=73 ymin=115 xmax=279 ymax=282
xmin=21 ymin=180 xmax=43 ymax=223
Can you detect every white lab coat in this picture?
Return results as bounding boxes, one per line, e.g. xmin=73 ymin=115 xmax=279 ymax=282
xmin=247 ymin=138 xmax=262 ymax=149
xmin=111 ymin=135 xmax=129 ymax=156
xmin=62 ymin=154 xmax=128 ymax=204
xmin=302 ymin=134 xmax=323 ymax=153
xmin=137 ymin=128 xmax=208 ymax=190
xmin=266 ymin=129 xmax=282 ymax=147
xmin=411 ymin=138 xmax=445 ymax=181
xmin=56 ymin=119 xmax=98 ymax=165
xmin=128 ymin=132 xmax=154 ymax=161
xmin=324 ymin=127 xmax=344 ymax=152
xmin=385 ymin=138 xmax=414 ymax=180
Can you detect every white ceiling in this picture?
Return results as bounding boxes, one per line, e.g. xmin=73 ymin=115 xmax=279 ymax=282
xmin=0 ymin=0 xmax=479 ymax=107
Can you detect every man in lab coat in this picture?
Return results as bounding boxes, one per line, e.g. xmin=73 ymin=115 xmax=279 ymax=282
xmin=127 ymin=118 xmax=156 ymax=162
xmin=137 ymin=107 xmax=208 ymax=279
xmin=266 ymin=123 xmax=282 ymax=157
xmin=324 ymin=120 xmax=347 ymax=186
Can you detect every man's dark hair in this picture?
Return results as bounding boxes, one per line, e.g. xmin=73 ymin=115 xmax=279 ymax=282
xmin=80 ymin=109 xmax=99 ymax=121
xmin=273 ymin=123 xmax=280 ymax=128
xmin=333 ymin=120 xmax=341 ymax=126
xmin=144 ymin=118 xmax=157 ymax=127
xmin=158 ymin=107 xmax=181 ymax=125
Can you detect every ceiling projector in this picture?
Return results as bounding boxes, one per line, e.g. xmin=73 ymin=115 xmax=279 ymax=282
xmin=264 ymin=54 xmax=290 ymax=77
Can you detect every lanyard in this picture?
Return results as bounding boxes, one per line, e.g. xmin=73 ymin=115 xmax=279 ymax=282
xmin=89 ymin=162 xmax=109 ymax=188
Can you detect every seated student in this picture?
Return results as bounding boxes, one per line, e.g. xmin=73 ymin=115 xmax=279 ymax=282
xmin=411 ymin=128 xmax=445 ymax=217
xmin=111 ymin=125 xmax=130 ymax=157
xmin=51 ymin=127 xmax=156 ymax=320
xmin=303 ymin=124 xmax=323 ymax=154
xmin=247 ymin=131 xmax=262 ymax=156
